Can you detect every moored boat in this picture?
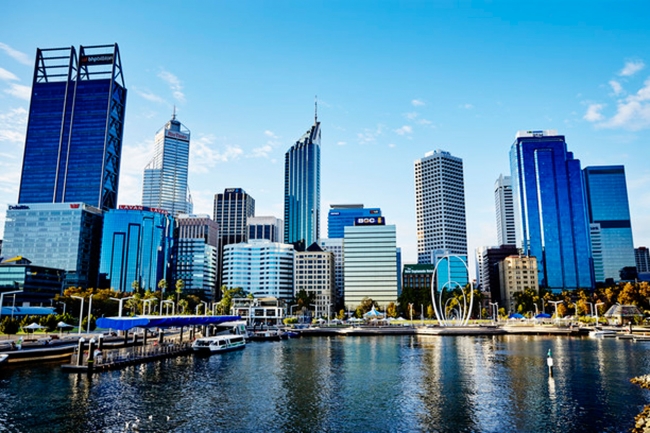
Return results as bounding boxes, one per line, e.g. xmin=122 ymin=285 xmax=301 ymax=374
xmin=192 ymin=334 xmax=246 ymax=354
xmin=589 ymin=328 xmax=618 ymax=338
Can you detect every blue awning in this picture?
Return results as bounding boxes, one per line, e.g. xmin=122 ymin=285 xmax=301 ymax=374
xmin=96 ymin=315 xmax=242 ymax=331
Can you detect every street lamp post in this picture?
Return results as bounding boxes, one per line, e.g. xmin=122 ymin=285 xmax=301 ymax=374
xmin=162 ymin=300 xmax=175 ymax=315
xmin=109 ymin=296 xmax=134 ymax=318
xmin=86 ymin=294 xmax=94 ymax=334
xmin=290 ymin=304 xmax=299 ymax=317
xmin=489 ymin=302 xmax=498 ymax=323
xmin=585 ymin=301 xmax=593 ymax=318
xmin=142 ymin=299 xmax=155 ymax=315
xmin=548 ymin=300 xmax=563 ymax=322
xmin=0 ymin=290 xmax=22 ymax=320
xmin=71 ymin=295 xmax=84 ymax=334
xmin=421 ymin=303 xmax=424 ymax=325
xmin=201 ymin=301 xmax=208 ymax=316
xmin=595 ymin=302 xmax=605 ymax=326
xmin=310 ymin=303 xmax=318 ymax=323
xmin=409 ymin=303 xmax=414 ymax=326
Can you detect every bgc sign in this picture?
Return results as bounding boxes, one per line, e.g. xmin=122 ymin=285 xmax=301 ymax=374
xmin=354 ymin=216 xmax=385 ymax=226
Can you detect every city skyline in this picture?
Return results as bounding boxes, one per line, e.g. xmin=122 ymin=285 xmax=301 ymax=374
xmin=1 ymin=2 xmax=650 ymax=278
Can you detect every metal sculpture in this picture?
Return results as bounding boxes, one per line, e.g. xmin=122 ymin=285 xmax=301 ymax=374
xmin=430 ymin=254 xmax=473 ymax=327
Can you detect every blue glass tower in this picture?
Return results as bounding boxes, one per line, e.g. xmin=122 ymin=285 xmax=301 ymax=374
xmin=328 ymin=204 xmax=382 ymax=239
xmin=510 ymin=130 xmax=593 ymax=290
xmin=284 ymin=116 xmax=321 ymax=249
xmin=99 ymin=206 xmax=174 ymax=293
xmin=583 ymin=166 xmax=635 ymax=282
xmin=18 ymin=44 xmax=127 ymax=211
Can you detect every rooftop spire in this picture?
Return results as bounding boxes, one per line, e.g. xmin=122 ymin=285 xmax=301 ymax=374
xmin=315 ymin=95 xmax=318 ymax=123
xmin=172 ymin=105 xmax=177 ymax=121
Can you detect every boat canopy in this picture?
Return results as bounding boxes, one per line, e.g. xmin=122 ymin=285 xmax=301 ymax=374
xmin=96 ymin=315 xmax=242 ymax=331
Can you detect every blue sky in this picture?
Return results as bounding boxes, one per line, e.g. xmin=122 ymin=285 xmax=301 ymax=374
xmin=1 ymin=1 xmax=650 ymax=277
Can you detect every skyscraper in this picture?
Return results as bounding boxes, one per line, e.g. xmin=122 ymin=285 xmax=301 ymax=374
xmin=583 ymin=166 xmax=635 ymax=283
xmin=247 ymin=216 xmax=283 ymax=242
xmin=510 ymin=130 xmax=593 ymax=290
xmin=18 ymin=44 xmax=127 ymax=211
xmin=213 ymin=188 xmax=255 ymax=291
xmin=284 ymin=115 xmax=321 ymax=249
xmin=327 ymin=204 xmax=382 ymax=239
xmin=414 ymin=150 xmax=467 ymax=264
xmin=175 ymin=214 xmax=218 ymax=297
xmin=636 ymin=247 xmax=650 ymax=273
xmin=142 ymin=114 xmax=192 ymax=215
xmin=495 ymin=174 xmax=516 ymax=246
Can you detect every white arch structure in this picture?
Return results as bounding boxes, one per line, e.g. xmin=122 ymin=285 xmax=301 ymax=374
xmin=430 ymin=254 xmax=473 ymax=327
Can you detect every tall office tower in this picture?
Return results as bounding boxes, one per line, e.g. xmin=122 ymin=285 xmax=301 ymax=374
xmin=327 ymin=204 xmax=382 ymax=239
xmin=248 ymin=216 xmax=283 ymax=242
xmin=414 ymin=150 xmax=468 ymax=264
xmin=284 ymin=115 xmax=321 ymax=250
xmin=583 ymin=166 xmax=636 ymax=283
xmin=213 ymin=188 xmax=255 ymax=291
xmin=495 ymin=174 xmax=516 ymax=246
xmin=510 ymin=130 xmax=593 ymax=290
xmin=18 ymin=44 xmax=127 ymax=211
xmin=222 ymin=240 xmax=294 ymax=301
xmin=476 ymin=245 xmax=520 ymax=304
xmin=294 ymin=244 xmax=336 ymax=318
xmin=99 ymin=206 xmax=175 ymax=293
xmin=636 ymin=247 xmax=650 ymax=273
xmin=2 ymin=203 xmax=103 ymax=288
xmin=175 ymin=214 xmax=219 ymax=297
xmin=344 ymin=221 xmax=397 ymax=309
xmin=142 ymin=114 xmax=192 ymax=215
xmin=319 ymin=238 xmax=344 ymax=307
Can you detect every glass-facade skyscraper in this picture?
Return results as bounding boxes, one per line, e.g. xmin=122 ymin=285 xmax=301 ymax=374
xmin=495 ymin=174 xmax=516 ymax=246
xmin=284 ymin=118 xmax=321 ymax=249
xmin=142 ymin=115 xmax=192 ymax=215
xmin=18 ymin=44 xmax=127 ymax=211
xmin=583 ymin=165 xmax=635 ymax=283
xmin=510 ymin=130 xmax=593 ymax=290
xmin=99 ymin=206 xmax=175 ymax=293
xmin=327 ymin=204 xmax=382 ymax=239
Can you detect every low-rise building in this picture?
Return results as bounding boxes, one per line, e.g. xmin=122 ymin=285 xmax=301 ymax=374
xmin=498 ymin=255 xmax=538 ymax=312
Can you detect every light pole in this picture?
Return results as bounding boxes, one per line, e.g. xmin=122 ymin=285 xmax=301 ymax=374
xmin=201 ymin=301 xmax=208 ymax=316
xmin=595 ymin=302 xmax=605 ymax=326
xmin=584 ymin=301 xmax=593 ymax=318
xmin=489 ymin=302 xmax=498 ymax=323
xmin=162 ymin=300 xmax=175 ymax=315
xmin=142 ymin=299 xmax=155 ymax=315
xmin=310 ymin=303 xmax=318 ymax=323
xmin=548 ymin=300 xmax=563 ymax=321
xmin=86 ymin=294 xmax=94 ymax=334
xmin=71 ymin=295 xmax=84 ymax=334
xmin=409 ymin=303 xmax=414 ymax=326
xmin=327 ymin=303 xmax=332 ymax=326
xmin=0 ymin=290 xmax=22 ymax=320
xmin=109 ymin=296 xmax=134 ymax=317
xmin=290 ymin=304 xmax=299 ymax=317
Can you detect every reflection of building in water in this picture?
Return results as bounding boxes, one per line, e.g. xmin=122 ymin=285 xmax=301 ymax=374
xmin=230 ymin=297 xmax=285 ymax=326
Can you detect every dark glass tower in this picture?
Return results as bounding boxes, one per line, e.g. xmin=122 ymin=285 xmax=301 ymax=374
xmin=18 ymin=44 xmax=127 ymax=211
xmin=284 ymin=117 xmax=321 ymax=249
xmin=583 ymin=166 xmax=635 ymax=283
xmin=510 ymin=130 xmax=593 ymax=290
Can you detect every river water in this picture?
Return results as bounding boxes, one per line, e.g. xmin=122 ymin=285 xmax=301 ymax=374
xmin=0 ymin=334 xmax=648 ymax=433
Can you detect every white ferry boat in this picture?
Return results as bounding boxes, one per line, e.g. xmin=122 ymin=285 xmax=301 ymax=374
xmin=192 ymin=334 xmax=246 ymax=354
xmin=192 ymin=321 xmax=248 ymax=355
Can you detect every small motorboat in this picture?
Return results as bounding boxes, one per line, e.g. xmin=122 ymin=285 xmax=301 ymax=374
xmin=0 ymin=354 xmax=9 ymax=365
xmin=589 ymin=328 xmax=618 ymax=338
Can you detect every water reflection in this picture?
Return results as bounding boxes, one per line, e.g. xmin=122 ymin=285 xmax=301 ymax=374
xmin=0 ymin=336 xmax=649 ymax=432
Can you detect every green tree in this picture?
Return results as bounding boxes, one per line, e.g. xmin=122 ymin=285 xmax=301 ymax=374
xmin=386 ymin=302 xmax=398 ymax=318
xmin=218 ymin=286 xmax=248 ymax=315
xmin=41 ymin=314 xmax=59 ymax=332
xmin=0 ymin=316 xmax=20 ymax=335
xmin=175 ymin=279 xmax=185 ymax=305
xmin=81 ymin=314 xmax=96 ymax=331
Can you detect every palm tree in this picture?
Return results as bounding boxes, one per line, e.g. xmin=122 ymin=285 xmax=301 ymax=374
xmin=175 ymin=279 xmax=185 ymax=306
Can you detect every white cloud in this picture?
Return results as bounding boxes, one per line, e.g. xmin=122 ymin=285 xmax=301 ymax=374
xmin=411 ymin=99 xmax=425 ymax=106
xmin=0 ymin=107 xmax=28 ymax=143
xmin=418 ymin=118 xmax=433 ymax=126
xmin=0 ymin=42 xmax=31 ymax=65
xmin=619 ymin=60 xmax=645 ymax=77
xmin=5 ymin=83 xmax=31 ymax=101
xmin=460 ymin=103 xmax=474 ymax=109
xmin=598 ymin=78 xmax=650 ymax=130
xmin=609 ymin=80 xmax=623 ymax=96
xmin=405 ymin=112 xmax=418 ymax=120
xmin=336 ymin=141 xmax=346 ymax=146
xmin=264 ymin=130 xmax=278 ymax=139
xmin=0 ymin=67 xmax=19 ymax=81
xmin=158 ymin=70 xmax=186 ymax=103
xmin=135 ymin=88 xmax=166 ymax=104
xmin=583 ymin=103 xmax=605 ymax=122
xmin=357 ymin=124 xmax=384 ymax=144
xmin=249 ymin=144 xmax=273 ymax=158
xmin=394 ymin=125 xmax=413 ymax=135
xmin=190 ymin=134 xmax=243 ymax=173
xmin=388 ymin=143 xmax=396 ymax=148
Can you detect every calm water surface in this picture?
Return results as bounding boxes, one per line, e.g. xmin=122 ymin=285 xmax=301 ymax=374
xmin=0 ymin=335 xmax=648 ymax=433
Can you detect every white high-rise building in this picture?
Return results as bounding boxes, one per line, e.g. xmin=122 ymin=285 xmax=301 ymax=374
xmin=414 ymin=150 xmax=467 ymax=264
xmin=319 ymin=238 xmax=344 ymax=305
xmin=495 ymin=174 xmax=516 ymax=246
xmin=142 ymin=114 xmax=192 ymax=215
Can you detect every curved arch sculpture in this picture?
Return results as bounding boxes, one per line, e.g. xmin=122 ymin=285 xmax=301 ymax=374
xmin=430 ymin=254 xmax=473 ymax=327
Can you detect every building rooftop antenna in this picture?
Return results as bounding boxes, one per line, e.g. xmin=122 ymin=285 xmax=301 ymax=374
xmin=314 ymin=95 xmax=318 ymax=123
xmin=172 ymin=105 xmax=177 ymax=121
